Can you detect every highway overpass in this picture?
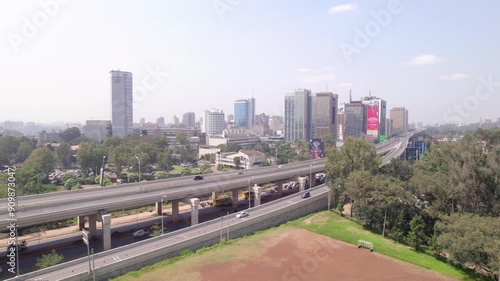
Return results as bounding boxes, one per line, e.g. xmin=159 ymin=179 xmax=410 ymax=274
xmin=0 ymin=133 xmax=412 ymax=248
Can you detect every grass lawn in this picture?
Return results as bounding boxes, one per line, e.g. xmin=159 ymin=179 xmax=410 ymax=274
xmin=170 ymin=165 xmax=198 ymax=175
xmin=288 ymin=211 xmax=488 ymax=281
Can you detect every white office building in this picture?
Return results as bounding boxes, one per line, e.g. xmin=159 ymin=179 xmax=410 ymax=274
xmin=203 ymin=109 xmax=225 ymax=136
xmin=110 ymin=70 xmax=133 ymax=137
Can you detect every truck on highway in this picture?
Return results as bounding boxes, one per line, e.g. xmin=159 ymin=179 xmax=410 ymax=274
xmin=242 ymin=191 xmax=255 ymax=199
xmin=212 ymin=197 xmax=232 ymax=207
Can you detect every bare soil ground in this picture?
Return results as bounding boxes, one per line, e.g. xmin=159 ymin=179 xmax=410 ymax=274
xmin=116 ymin=227 xmax=458 ymax=281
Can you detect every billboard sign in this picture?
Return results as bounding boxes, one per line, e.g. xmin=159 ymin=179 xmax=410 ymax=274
xmin=309 ymin=138 xmax=324 ymax=158
xmin=379 ymin=135 xmax=387 ymax=143
xmin=367 ymin=104 xmax=379 ymax=131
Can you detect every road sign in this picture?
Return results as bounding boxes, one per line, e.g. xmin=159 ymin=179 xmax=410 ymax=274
xmin=82 ymin=230 xmax=89 ymax=245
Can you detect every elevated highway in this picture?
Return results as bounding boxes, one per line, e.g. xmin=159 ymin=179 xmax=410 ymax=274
xmin=0 ymin=133 xmax=412 ymax=231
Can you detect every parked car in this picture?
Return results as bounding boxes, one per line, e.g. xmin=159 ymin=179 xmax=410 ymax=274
xmin=193 ymin=175 xmax=204 ymax=180
xmin=132 ymin=229 xmax=149 ymax=237
xmin=236 ymin=211 xmax=249 ymax=218
xmin=301 ymin=192 xmax=311 ymax=199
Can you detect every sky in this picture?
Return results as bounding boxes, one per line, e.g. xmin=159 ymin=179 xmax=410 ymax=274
xmin=1 ymin=0 xmax=500 ymax=125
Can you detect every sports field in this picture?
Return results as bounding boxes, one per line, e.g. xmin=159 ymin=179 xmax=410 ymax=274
xmin=113 ymin=225 xmax=457 ymax=281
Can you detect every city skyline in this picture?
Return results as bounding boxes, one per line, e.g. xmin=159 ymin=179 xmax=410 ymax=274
xmin=1 ymin=1 xmax=500 ymax=125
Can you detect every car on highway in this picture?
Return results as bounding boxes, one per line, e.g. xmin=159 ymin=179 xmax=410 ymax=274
xmin=132 ymin=229 xmax=149 ymax=237
xmin=235 ymin=211 xmax=249 ymax=218
xmin=236 ymin=172 xmax=243 ymax=175
xmin=193 ymin=175 xmax=204 ymax=180
xmin=301 ymin=192 xmax=311 ymax=199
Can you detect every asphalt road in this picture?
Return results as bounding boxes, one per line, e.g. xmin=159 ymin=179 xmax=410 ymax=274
xmin=10 ymin=185 xmax=329 ymax=281
xmin=0 ymin=188 xmax=299 ymax=280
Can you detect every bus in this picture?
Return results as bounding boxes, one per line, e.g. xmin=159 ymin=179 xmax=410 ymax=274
xmin=242 ymin=191 xmax=255 ymax=199
xmin=212 ymin=197 xmax=232 ymax=207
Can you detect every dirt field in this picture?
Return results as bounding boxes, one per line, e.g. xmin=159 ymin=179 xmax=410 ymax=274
xmin=117 ymin=227 xmax=458 ymax=281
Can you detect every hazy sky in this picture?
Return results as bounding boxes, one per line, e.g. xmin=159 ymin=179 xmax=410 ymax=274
xmin=1 ymin=0 xmax=499 ymax=125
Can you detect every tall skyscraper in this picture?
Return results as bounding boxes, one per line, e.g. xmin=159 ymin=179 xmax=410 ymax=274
xmin=284 ymin=89 xmax=311 ymax=141
xmin=336 ymin=108 xmax=345 ymax=141
xmin=311 ymin=92 xmax=338 ymax=141
xmin=182 ymin=112 xmax=196 ymax=128
xmin=156 ymin=116 xmax=165 ymax=128
xmin=233 ymin=97 xmax=256 ymax=129
xmin=344 ymin=102 xmax=366 ymax=138
xmin=361 ymin=96 xmax=387 ymax=138
xmin=390 ymin=107 xmax=408 ymax=133
xmin=203 ymin=109 xmax=225 ymax=135
xmin=110 ymin=70 xmax=133 ymax=137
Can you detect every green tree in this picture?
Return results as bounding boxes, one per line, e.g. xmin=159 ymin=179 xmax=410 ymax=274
xmin=180 ymin=167 xmax=192 ymax=176
xmin=76 ymin=142 xmax=106 ymax=175
xmin=157 ymin=148 xmax=173 ymax=172
xmin=64 ymin=179 xmax=81 ymax=190
xmin=325 ymin=137 xmax=381 ymax=207
xmin=59 ymin=127 xmax=81 ymax=143
xmin=56 ymin=143 xmax=73 ymax=170
xmin=15 ymin=141 xmax=33 ymax=163
xmin=154 ymin=171 xmax=169 ymax=180
xmin=36 ymin=249 xmax=64 ymax=269
xmin=435 ymin=214 xmax=500 ymax=276
xmin=406 ymin=215 xmax=426 ymax=250
xmin=23 ymin=147 xmax=56 ymax=175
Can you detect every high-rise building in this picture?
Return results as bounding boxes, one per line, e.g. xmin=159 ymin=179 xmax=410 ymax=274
xmin=139 ymin=118 xmax=145 ymax=126
xmin=156 ymin=117 xmax=165 ymax=128
xmin=344 ymin=102 xmax=366 ymax=138
xmin=386 ymin=118 xmax=393 ymax=137
xmin=311 ymin=92 xmax=338 ymax=140
xmin=173 ymin=115 xmax=179 ymax=126
xmin=182 ymin=112 xmax=195 ymax=128
xmin=390 ymin=107 xmax=408 ymax=133
xmin=234 ymin=98 xmax=256 ymax=129
xmin=336 ymin=108 xmax=345 ymax=141
xmin=227 ymin=114 xmax=234 ymax=123
xmin=284 ymin=89 xmax=311 ymax=141
xmin=203 ymin=109 xmax=225 ymax=135
xmin=361 ymin=96 xmax=387 ymax=139
xmin=83 ymin=120 xmax=112 ymax=142
xmin=110 ymin=70 xmax=133 ymax=137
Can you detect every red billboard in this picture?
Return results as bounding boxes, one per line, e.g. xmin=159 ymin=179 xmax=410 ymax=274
xmin=366 ymin=104 xmax=379 ymax=131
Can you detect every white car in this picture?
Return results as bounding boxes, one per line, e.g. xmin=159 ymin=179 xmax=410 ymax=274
xmin=235 ymin=211 xmax=249 ymax=218
xmin=132 ymin=229 xmax=149 ymax=237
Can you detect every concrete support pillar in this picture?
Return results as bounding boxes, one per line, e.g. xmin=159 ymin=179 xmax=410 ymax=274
xmin=232 ymin=190 xmax=239 ymax=208
xmin=88 ymin=214 xmax=97 ymax=239
xmin=172 ymin=200 xmax=179 ymax=223
xmin=77 ymin=216 xmax=85 ymax=230
xmin=102 ymin=214 xmax=112 ymax=251
xmin=311 ymin=173 xmax=317 ymax=188
xmin=298 ymin=177 xmax=307 ymax=191
xmin=276 ymin=181 xmax=283 ymax=197
xmin=155 ymin=201 xmax=162 ymax=216
xmin=252 ymin=185 xmax=262 ymax=206
xmin=190 ymin=198 xmax=200 ymax=225
xmin=212 ymin=191 xmax=216 ymax=201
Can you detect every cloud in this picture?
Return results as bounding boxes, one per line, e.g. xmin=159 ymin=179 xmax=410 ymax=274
xmin=300 ymin=73 xmax=336 ymax=83
xmin=409 ymin=54 xmax=445 ymax=65
xmin=328 ymin=3 xmax=358 ymax=14
xmin=438 ymin=73 xmax=470 ymax=81
xmin=337 ymin=82 xmax=353 ymax=87
xmin=294 ymin=67 xmax=311 ymax=73
xmin=322 ymin=66 xmax=335 ymax=71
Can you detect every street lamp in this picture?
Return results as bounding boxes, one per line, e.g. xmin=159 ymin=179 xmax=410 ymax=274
xmin=136 ymin=157 xmax=142 ymax=182
xmin=247 ymin=179 xmax=251 ymax=209
xmin=161 ymin=195 xmax=167 ymax=235
xmin=100 ymin=155 xmax=106 ymax=186
xmin=273 ymin=146 xmax=278 ymax=166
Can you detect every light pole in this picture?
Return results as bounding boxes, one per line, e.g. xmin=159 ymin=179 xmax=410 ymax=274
xmin=247 ymin=179 xmax=251 ymax=209
xmin=136 ymin=157 xmax=142 ymax=183
xmin=309 ymin=163 xmax=313 ymax=189
xmin=161 ymin=195 xmax=167 ymax=235
xmin=100 ymin=155 xmax=106 ymax=186
xmin=274 ymin=146 xmax=278 ymax=166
